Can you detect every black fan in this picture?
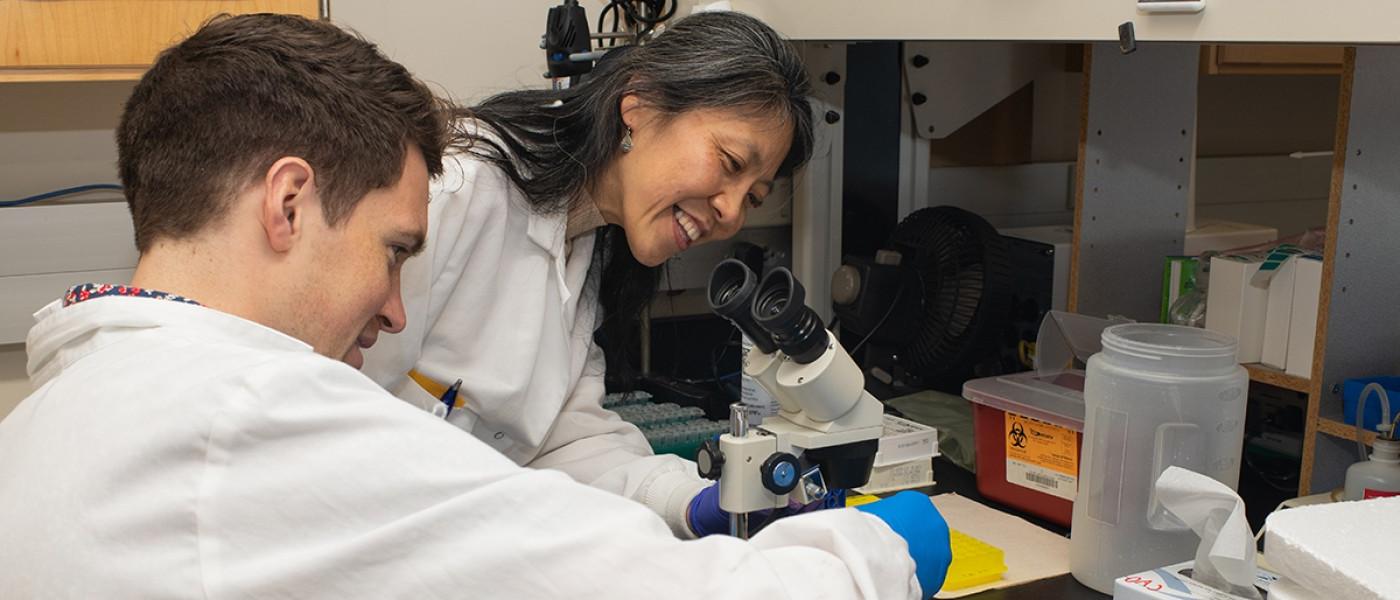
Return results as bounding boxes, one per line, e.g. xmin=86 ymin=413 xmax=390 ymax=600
xmin=833 ymin=206 xmax=1013 ymax=387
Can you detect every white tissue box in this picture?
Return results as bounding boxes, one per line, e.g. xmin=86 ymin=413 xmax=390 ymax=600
xmin=1113 ymin=561 xmax=1280 ymax=600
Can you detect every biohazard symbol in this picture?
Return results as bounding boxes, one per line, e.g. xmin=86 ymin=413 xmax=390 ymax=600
xmin=1008 ymin=421 xmax=1028 ymax=449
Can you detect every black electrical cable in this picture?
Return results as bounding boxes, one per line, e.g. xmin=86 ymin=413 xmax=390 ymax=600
xmin=596 ymin=0 xmax=676 ymax=46
xmin=596 ymin=3 xmax=612 ymax=47
xmin=1 ymin=184 xmax=123 ymax=208
xmin=639 ymin=0 xmax=677 ymax=37
xmin=596 ymin=1 xmax=623 ymax=47
xmin=610 ymin=2 xmax=623 ymax=46
xmin=617 ymin=0 xmax=675 ymax=26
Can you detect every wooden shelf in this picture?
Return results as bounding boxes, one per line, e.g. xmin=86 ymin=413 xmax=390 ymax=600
xmin=1316 ymin=416 xmax=1380 ymax=445
xmin=1244 ymin=363 xmax=1311 ymax=393
xmin=1203 ymin=44 xmax=1344 ymax=76
xmin=0 ymin=0 xmax=320 ymax=84
xmin=0 ymin=68 xmax=143 ymax=83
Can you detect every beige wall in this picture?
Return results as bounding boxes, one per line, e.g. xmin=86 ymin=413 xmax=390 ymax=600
xmin=331 ymin=0 xmax=612 ymax=104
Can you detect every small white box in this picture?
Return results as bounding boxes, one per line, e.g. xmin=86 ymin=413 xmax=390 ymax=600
xmin=1285 ymin=256 xmax=1323 ymax=378
xmin=858 ymin=460 xmax=935 ymax=495
xmin=855 ymin=415 xmax=939 ymax=495
xmin=871 ymin=414 xmax=939 ymax=465
xmin=1261 ymin=257 xmax=1299 ymax=370
xmin=1113 ymin=561 xmax=1280 ymax=600
xmin=1206 ymin=255 xmax=1270 ymax=364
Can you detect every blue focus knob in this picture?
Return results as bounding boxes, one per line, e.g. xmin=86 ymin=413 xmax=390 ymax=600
xmin=761 ymin=452 xmax=801 ymax=495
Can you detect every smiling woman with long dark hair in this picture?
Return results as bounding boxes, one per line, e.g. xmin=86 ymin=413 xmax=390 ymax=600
xmin=360 ymin=10 xmax=814 ymax=538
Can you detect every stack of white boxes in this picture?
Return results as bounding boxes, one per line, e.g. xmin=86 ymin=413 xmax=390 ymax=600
xmin=1206 ymin=253 xmax=1322 ymax=376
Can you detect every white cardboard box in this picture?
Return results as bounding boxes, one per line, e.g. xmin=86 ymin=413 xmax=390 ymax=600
xmin=854 ymin=415 xmax=939 ymax=495
xmin=1285 ymin=256 xmax=1323 ymax=378
xmin=871 ymin=414 xmax=939 ymax=465
xmin=857 ymin=460 xmax=935 ymax=495
xmin=1261 ymin=257 xmax=1299 ymax=370
xmin=1206 ymin=255 xmax=1270 ymax=364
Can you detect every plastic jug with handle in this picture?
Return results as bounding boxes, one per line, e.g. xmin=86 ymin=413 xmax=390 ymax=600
xmin=1069 ymin=323 xmax=1248 ymax=594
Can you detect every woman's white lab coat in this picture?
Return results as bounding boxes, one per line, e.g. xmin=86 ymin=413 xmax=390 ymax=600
xmin=0 ymin=294 xmax=919 ymax=598
xmin=360 ymin=152 xmax=709 ymax=536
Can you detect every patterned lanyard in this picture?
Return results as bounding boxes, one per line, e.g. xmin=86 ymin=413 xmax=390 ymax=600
xmin=63 ymin=283 xmax=201 ymax=308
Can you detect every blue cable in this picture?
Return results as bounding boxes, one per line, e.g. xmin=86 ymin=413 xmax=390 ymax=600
xmin=1 ymin=184 xmax=124 ymax=208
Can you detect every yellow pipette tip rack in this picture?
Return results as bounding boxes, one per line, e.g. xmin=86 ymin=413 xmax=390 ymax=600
xmin=942 ymin=529 xmax=1006 ymax=591
xmin=846 ymin=494 xmax=1006 ymax=592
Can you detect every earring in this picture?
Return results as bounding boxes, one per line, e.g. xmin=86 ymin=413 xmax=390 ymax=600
xmin=621 ymin=127 xmax=634 ymax=153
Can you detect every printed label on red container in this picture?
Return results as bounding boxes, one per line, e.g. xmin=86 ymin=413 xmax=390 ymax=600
xmin=1005 ymin=413 xmax=1078 ymax=502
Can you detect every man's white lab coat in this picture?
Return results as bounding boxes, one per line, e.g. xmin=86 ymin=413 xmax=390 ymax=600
xmin=0 ymin=295 xmax=919 ymax=597
xmin=361 ymin=152 xmax=710 ymax=536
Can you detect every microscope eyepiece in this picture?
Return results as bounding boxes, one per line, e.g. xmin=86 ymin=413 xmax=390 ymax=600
xmin=753 ymin=268 xmax=828 ymax=364
xmin=708 ymin=259 xmax=779 ymax=354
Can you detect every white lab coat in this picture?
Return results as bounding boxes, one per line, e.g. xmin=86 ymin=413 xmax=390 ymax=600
xmin=360 ymin=152 xmax=709 ymax=536
xmin=0 ymin=295 xmax=919 ymax=598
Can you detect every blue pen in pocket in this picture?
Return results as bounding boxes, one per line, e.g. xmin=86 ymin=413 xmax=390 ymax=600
xmin=439 ymin=379 xmax=463 ymax=419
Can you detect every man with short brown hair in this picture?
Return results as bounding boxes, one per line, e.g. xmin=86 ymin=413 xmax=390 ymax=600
xmin=0 ymin=13 xmax=934 ymax=599
xmin=111 ymin=13 xmax=450 ymax=368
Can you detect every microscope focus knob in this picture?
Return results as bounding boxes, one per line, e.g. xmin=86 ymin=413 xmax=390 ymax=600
xmin=761 ymin=452 xmax=801 ymax=495
xmin=697 ymin=438 xmax=724 ymax=480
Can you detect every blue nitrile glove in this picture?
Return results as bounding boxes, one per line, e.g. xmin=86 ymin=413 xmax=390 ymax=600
xmin=855 ymin=491 xmax=952 ymax=597
xmin=687 ymin=484 xmax=846 ymax=537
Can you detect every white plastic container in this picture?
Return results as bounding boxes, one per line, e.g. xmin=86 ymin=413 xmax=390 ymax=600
xmin=1343 ymin=437 xmax=1400 ymax=500
xmin=1070 ymin=324 xmax=1248 ymax=594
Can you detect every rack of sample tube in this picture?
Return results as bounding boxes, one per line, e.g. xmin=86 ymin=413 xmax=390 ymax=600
xmin=603 ymin=391 xmax=729 ymax=460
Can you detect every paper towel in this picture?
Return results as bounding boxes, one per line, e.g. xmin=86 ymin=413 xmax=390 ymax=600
xmin=1154 ymin=467 xmax=1261 ymax=599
